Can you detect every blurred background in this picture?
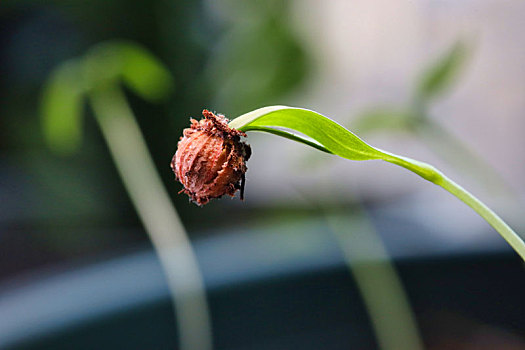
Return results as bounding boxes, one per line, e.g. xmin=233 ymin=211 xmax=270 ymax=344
xmin=1 ymin=0 xmax=524 ymax=349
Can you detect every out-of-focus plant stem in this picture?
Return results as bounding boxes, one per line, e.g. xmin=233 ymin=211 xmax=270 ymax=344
xmin=325 ymin=205 xmax=424 ymax=350
xmin=89 ymin=83 xmax=212 ymax=350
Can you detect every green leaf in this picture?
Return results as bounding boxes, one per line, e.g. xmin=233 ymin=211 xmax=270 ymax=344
xmin=230 ymin=106 xmax=439 ymax=180
xmin=240 ymin=125 xmax=332 ymax=154
xmin=84 ymin=41 xmax=174 ymax=101
xmin=230 ymin=106 xmax=384 ymax=161
xmin=41 ymin=60 xmax=85 ymax=154
xmin=118 ymin=43 xmax=174 ymax=102
xmin=417 ymin=41 xmax=468 ymax=101
xmin=229 ymin=105 xmax=525 ymax=261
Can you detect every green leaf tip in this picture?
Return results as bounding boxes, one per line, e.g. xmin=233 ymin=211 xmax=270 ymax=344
xmin=417 ymin=40 xmax=469 ymax=102
xmin=229 ymin=105 xmax=525 ymax=261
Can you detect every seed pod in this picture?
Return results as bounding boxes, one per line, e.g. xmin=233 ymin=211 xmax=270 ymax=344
xmin=171 ymin=110 xmax=251 ymax=205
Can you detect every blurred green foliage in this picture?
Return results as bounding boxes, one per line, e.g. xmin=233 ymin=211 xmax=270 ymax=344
xmin=41 ymin=60 xmax=85 ymax=154
xmin=206 ymin=0 xmax=309 ymax=115
xmin=0 ymin=0 xmax=310 ymax=274
xmin=41 ymin=41 xmax=174 ymax=154
xmin=83 ymin=41 xmax=174 ymax=101
xmin=416 ymin=41 xmax=468 ymax=104
xmin=353 ymin=40 xmax=513 ymax=197
xmin=354 ymin=40 xmax=470 ymax=134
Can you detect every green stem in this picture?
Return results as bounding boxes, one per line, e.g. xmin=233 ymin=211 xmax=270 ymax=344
xmin=384 ymin=153 xmax=525 ymax=261
xmin=89 ymin=84 xmax=212 ymax=350
xmin=437 ymin=174 xmax=525 ymax=258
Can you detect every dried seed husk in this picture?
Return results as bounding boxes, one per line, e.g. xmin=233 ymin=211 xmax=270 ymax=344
xmin=171 ymin=110 xmax=250 ymax=205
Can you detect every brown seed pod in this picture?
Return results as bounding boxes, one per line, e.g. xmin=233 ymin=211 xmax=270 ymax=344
xmin=171 ymin=110 xmax=251 ymax=206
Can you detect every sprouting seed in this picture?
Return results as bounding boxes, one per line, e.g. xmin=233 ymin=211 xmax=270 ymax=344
xmin=172 ymin=110 xmax=251 ymax=205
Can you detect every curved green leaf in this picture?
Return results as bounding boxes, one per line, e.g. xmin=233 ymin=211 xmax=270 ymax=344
xmin=241 ymin=125 xmax=331 ymax=154
xmin=84 ymin=41 xmax=174 ymax=101
xmin=230 ymin=106 xmax=384 ymax=161
xmin=41 ymin=60 xmax=85 ymax=154
xmin=229 ymin=106 xmax=438 ymax=180
xmin=229 ymin=106 xmax=525 ymax=260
